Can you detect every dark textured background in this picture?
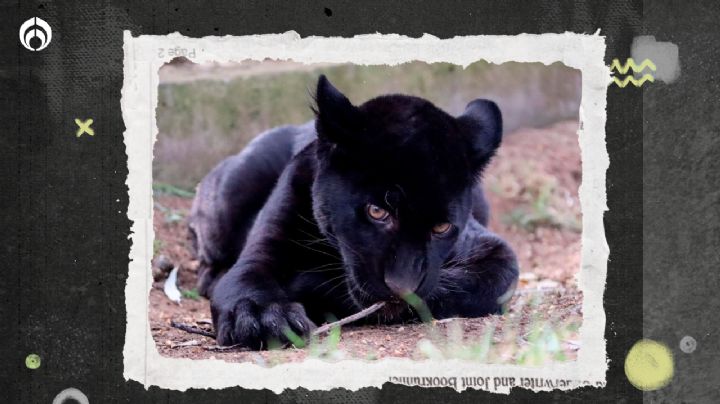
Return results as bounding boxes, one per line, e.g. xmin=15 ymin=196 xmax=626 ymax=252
xmin=0 ymin=0 xmax=710 ymax=402
xmin=642 ymin=1 xmax=720 ymax=403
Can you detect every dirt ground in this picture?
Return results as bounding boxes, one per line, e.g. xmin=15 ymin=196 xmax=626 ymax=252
xmin=150 ymin=120 xmax=583 ymax=366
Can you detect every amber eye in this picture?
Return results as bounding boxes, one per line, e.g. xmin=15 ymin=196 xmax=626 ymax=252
xmin=432 ymin=222 xmax=452 ymax=235
xmin=367 ymin=204 xmax=390 ymax=222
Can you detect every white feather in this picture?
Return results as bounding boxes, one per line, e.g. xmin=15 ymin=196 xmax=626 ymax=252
xmin=163 ymin=266 xmax=182 ymax=304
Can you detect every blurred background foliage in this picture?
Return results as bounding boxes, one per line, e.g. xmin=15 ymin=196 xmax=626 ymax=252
xmin=155 ymin=61 xmax=581 ymax=190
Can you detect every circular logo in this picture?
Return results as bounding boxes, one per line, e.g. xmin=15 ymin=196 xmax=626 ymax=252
xmin=19 ymin=17 xmax=52 ymax=51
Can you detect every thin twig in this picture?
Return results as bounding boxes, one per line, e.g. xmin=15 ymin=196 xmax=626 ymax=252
xmin=170 ymin=320 xmax=216 ymax=338
xmin=434 ymin=317 xmax=461 ymax=324
xmin=169 ymin=339 xmax=201 ymax=348
xmin=169 ymin=301 xmax=386 ymax=342
xmin=203 ymin=344 xmax=247 ymax=352
xmin=312 ymin=302 xmax=386 ymax=336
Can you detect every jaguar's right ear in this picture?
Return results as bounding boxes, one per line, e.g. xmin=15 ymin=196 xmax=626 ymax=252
xmin=456 ymin=99 xmax=503 ymax=172
xmin=313 ymin=75 xmax=361 ymax=145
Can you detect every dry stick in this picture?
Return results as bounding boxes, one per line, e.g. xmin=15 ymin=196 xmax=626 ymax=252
xmin=203 ymin=343 xmax=246 ymax=352
xmin=169 ymin=302 xmax=387 ymax=340
xmin=170 ymin=320 xmax=216 ymax=338
xmin=312 ymin=301 xmax=386 ymax=336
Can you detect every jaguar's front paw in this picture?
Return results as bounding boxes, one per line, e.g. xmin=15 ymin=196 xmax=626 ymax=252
xmin=212 ymin=299 xmax=316 ymax=348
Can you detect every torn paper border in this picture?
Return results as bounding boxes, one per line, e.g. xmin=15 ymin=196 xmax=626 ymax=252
xmin=122 ymin=31 xmax=610 ymax=393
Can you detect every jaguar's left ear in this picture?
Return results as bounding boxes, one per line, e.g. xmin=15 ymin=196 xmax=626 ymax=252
xmin=313 ymin=74 xmax=361 ymax=146
xmin=456 ymin=99 xmax=503 ymax=171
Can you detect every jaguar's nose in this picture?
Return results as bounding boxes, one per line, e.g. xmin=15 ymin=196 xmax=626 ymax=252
xmin=384 ymin=273 xmax=421 ymax=298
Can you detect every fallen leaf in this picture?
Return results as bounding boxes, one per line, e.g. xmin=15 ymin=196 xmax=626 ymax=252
xmin=163 ymin=266 xmax=182 ymax=304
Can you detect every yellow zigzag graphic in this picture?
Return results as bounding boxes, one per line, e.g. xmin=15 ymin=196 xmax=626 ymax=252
xmin=610 ymin=58 xmax=656 ymax=74
xmin=612 ymin=74 xmax=655 ymax=88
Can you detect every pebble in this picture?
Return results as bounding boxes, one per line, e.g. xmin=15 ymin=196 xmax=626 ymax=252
xmin=152 ymin=255 xmax=174 ymax=281
xmin=537 ymin=279 xmax=561 ymax=289
xmin=155 ymin=255 xmax=174 ymax=272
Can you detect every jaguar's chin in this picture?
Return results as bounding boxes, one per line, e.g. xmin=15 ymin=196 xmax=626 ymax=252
xmin=376 ymin=300 xmax=410 ymax=322
xmin=347 ymin=288 xmax=412 ymax=323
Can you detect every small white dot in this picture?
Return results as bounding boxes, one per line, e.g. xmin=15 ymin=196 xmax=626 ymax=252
xmin=680 ymin=335 xmax=697 ymax=353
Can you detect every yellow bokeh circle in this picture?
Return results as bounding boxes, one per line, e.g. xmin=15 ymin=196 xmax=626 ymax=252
xmin=625 ymin=339 xmax=674 ymax=391
xmin=25 ymin=353 xmax=41 ymax=370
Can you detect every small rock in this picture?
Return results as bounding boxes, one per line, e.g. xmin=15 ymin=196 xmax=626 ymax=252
xmin=152 ymin=267 xmax=166 ymax=282
xmin=155 ymin=255 xmax=174 ymax=271
xmin=187 ymin=259 xmax=200 ymax=271
xmin=153 ymin=255 xmax=174 ymax=281
xmin=537 ymin=279 xmax=561 ymax=289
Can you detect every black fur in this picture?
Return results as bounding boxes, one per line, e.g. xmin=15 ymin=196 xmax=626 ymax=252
xmin=189 ymin=76 xmax=519 ymax=347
